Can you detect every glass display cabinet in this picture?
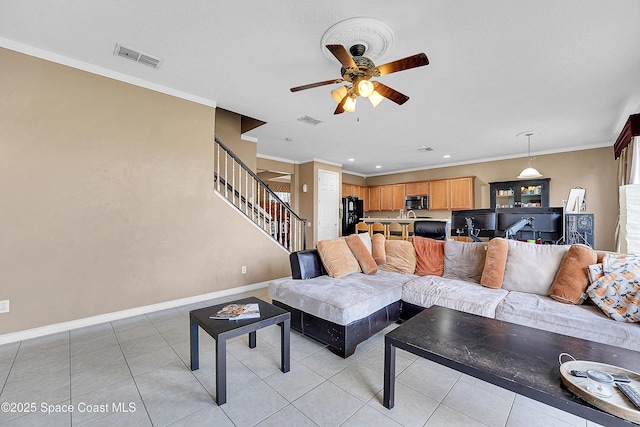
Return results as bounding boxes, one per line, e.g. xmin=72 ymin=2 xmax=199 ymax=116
xmin=490 ymin=178 xmax=550 ymax=209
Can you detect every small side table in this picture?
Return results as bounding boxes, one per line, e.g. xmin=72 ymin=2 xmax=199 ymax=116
xmin=190 ymin=296 xmax=290 ymax=405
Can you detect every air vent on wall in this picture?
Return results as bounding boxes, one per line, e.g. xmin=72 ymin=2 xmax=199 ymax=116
xmin=114 ymin=44 xmax=161 ymax=69
xmin=297 ymin=116 xmax=322 ymax=126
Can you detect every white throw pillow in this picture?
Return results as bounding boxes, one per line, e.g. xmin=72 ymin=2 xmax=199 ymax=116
xmin=502 ymin=240 xmax=569 ymax=295
xmin=356 ymin=232 xmax=372 ymax=254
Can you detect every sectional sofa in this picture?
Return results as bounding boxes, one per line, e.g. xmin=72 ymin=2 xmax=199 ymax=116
xmin=268 ymin=234 xmax=640 ymax=358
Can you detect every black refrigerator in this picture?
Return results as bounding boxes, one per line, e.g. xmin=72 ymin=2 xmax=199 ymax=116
xmin=342 ymin=196 xmax=364 ymax=236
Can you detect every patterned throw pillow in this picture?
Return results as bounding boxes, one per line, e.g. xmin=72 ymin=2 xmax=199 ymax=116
xmin=586 ymin=254 xmax=640 ymax=322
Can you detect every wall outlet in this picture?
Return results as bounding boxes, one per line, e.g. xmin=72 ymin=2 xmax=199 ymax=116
xmin=241 ymin=266 xmax=247 ymax=274
xmin=0 ymin=300 xmax=9 ymax=313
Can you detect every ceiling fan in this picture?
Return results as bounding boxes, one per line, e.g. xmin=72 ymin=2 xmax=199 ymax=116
xmin=290 ymin=44 xmax=429 ymax=114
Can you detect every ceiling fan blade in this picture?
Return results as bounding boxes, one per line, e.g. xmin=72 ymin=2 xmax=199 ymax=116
xmin=290 ymin=78 xmax=344 ymax=92
xmin=334 ymin=94 xmax=348 ymax=115
xmin=326 ymin=44 xmax=358 ymax=69
xmin=376 ymin=53 xmax=429 ymax=76
xmin=374 ymin=82 xmax=410 ymax=105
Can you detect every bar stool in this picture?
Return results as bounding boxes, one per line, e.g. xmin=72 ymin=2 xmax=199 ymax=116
xmin=371 ymin=222 xmax=385 ymax=238
xmin=356 ymin=222 xmax=371 ymax=236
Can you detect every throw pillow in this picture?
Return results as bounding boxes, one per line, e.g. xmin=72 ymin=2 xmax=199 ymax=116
xmin=480 ymin=238 xmax=508 ymax=289
xmin=345 ymin=234 xmax=378 ymax=275
xmin=316 ymin=238 xmax=361 ymax=278
xmin=587 ymin=254 xmax=640 ymax=322
xmin=382 ymin=240 xmax=417 ymax=274
xmin=501 ymin=240 xmax=569 ymax=295
xmin=549 ymin=244 xmax=597 ymax=304
xmin=355 ymin=231 xmax=373 ymax=254
xmin=412 ymin=236 xmax=444 ymax=276
xmin=443 ymin=240 xmax=488 ymax=283
xmin=372 ymin=233 xmax=386 ymax=265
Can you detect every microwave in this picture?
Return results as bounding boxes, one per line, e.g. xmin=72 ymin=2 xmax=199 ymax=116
xmin=405 ymin=195 xmax=429 ymax=210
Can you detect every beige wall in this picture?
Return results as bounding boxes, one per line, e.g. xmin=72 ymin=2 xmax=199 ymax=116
xmin=342 ymin=172 xmax=366 ymax=186
xmin=0 ymin=48 xmax=289 ymax=335
xmin=215 ymin=108 xmax=257 ymax=172
xmin=362 ymin=148 xmax=618 ymax=250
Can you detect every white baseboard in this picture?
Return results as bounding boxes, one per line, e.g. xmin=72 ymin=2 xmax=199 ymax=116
xmin=0 ymin=280 xmax=276 ymax=346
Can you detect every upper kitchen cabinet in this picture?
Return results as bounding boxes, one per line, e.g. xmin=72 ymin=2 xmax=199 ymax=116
xmin=490 ymin=178 xmax=550 ymax=208
xmin=429 ymin=177 xmax=475 ymax=210
xmin=405 ymin=181 xmax=429 ymax=196
xmin=379 ymin=184 xmax=405 ymax=211
xmin=366 ymin=184 xmax=404 ymax=211
xmin=342 ymin=184 xmax=367 ymax=207
xmin=367 ymin=186 xmax=381 ymax=211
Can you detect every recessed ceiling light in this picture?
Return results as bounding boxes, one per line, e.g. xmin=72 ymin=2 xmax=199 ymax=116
xmin=284 ymin=137 xmax=293 ymax=142
xmin=348 ymin=158 xmax=355 ymax=162
xmin=443 ymin=154 xmax=451 ymax=158
xmin=375 ymin=165 xmax=382 ymax=169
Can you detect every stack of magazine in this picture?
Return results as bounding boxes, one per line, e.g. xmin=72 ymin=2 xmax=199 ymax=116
xmin=210 ymin=303 xmax=260 ymax=320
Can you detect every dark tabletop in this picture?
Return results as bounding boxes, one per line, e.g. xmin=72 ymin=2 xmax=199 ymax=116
xmin=189 ymin=296 xmax=289 ymax=338
xmin=386 ymin=306 xmax=640 ymax=425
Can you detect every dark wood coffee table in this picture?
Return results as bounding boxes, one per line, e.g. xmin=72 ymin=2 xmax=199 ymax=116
xmin=383 ymin=306 xmax=640 ymax=426
xmin=190 ymin=296 xmax=290 ymax=405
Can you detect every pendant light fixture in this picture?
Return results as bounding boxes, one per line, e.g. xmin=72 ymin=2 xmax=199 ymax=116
xmin=517 ymin=131 xmax=543 ymax=179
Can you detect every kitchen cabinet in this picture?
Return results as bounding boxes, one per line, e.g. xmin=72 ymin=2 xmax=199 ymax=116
xmin=342 ymin=184 xmax=367 ymax=209
xmin=354 ymin=185 xmax=367 ymax=202
xmin=405 ymin=181 xmax=429 ymax=196
xmin=429 ymin=177 xmax=475 ymax=210
xmin=490 ymin=178 xmax=550 ymax=208
xmin=367 ymin=186 xmax=380 ymax=211
xmin=379 ymin=184 xmax=405 ymax=211
xmin=342 ymin=183 xmax=356 ymax=197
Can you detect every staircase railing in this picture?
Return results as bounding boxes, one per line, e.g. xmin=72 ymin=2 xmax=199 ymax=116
xmin=214 ymin=136 xmax=306 ymax=252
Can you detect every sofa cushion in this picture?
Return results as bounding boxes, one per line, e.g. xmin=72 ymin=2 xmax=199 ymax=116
xmin=443 ymin=240 xmax=488 ymax=283
xmin=345 ymin=234 xmax=378 ymax=275
xmin=316 ymin=238 xmax=360 ymax=278
xmin=268 ymin=270 xmax=415 ymax=325
xmin=495 ymin=291 xmax=640 ymax=351
xmin=372 ymin=233 xmax=386 ymax=265
xmin=549 ymin=244 xmax=597 ymax=304
xmin=480 ymin=238 xmax=508 ymax=289
xmin=412 ymin=236 xmax=444 ymax=276
xmin=382 ymin=240 xmax=417 ymax=274
xmin=502 ymin=240 xmax=569 ymax=295
xmin=402 ymin=275 xmax=509 ymax=318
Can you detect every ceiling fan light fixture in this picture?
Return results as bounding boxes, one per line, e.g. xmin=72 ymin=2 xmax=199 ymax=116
xmin=331 ymin=85 xmax=348 ymax=103
xmin=368 ymin=90 xmax=384 ymax=108
xmin=356 ymin=79 xmax=375 ymax=97
xmin=343 ymin=95 xmax=357 ymax=113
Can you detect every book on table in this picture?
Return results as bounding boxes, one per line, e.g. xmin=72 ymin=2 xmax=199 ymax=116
xmin=210 ymin=303 xmax=260 ymax=320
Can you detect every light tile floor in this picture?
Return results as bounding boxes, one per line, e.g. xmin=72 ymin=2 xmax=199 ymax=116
xmin=0 ymin=289 xmax=606 ymax=426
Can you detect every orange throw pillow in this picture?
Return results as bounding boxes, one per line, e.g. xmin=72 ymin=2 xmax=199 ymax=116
xmin=480 ymin=238 xmax=508 ymax=289
xmin=316 ymin=238 xmax=361 ymax=278
xmin=412 ymin=236 xmax=444 ymax=276
xmin=372 ymin=234 xmax=386 ymax=265
xmin=550 ymin=244 xmax=597 ymax=304
xmin=382 ymin=240 xmax=417 ymax=274
xmin=346 ymin=234 xmax=378 ymax=275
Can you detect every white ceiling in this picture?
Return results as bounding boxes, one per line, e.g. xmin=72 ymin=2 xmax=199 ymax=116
xmin=2 ymin=1 xmax=640 ymax=176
